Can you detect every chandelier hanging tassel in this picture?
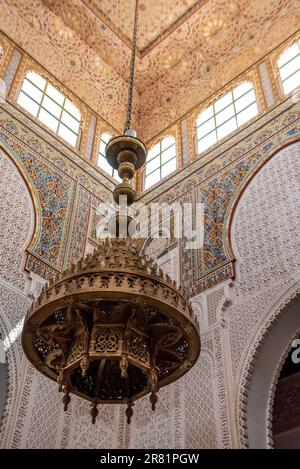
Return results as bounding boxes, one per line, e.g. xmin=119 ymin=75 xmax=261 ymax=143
xmin=126 ymin=402 xmax=134 ymax=425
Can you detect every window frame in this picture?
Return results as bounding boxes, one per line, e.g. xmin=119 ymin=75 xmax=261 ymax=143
xmin=15 ymin=67 xmax=83 ymax=149
xmin=144 ymin=135 xmax=177 ymax=190
xmin=195 ymin=81 xmax=259 ymax=155
xmin=276 ymin=38 xmax=300 ymax=98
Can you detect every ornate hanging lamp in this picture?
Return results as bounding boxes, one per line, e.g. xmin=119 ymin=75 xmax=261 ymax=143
xmin=22 ymin=0 xmax=200 ymax=424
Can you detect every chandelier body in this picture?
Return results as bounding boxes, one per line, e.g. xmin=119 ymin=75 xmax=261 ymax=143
xmin=22 ymin=239 xmax=200 ymax=421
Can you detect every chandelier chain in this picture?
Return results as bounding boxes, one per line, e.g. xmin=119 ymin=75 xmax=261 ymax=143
xmin=124 ymin=0 xmax=139 ymax=134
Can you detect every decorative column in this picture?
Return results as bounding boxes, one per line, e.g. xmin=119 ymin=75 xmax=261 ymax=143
xmin=258 ymin=60 xmax=278 ymax=108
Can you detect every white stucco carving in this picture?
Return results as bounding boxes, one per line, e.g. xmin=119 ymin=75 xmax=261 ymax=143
xmin=229 ymin=142 xmax=300 ymax=447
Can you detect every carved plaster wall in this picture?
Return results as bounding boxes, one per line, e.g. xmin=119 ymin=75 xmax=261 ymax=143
xmin=230 ymin=141 xmax=300 ymax=377
xmin=228 ymin=141 xmax=300 ymax=447
xmin=66 ymin=399 xmax=119 ymax=449
xmin=0 ymin=147 xmax=34 ymax=447
xmin=0 ymin=149 xmax=33 ymax=290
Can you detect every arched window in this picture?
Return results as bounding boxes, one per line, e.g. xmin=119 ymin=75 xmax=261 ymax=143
xmin=97 ymin=133 xmax=121 ymax=181
xmin=144 ymin=136 xmax=176 ymax=190
xmin=17 ymin=71 xmax=81 ymax=147
xmin=196 ymin=82 xmax=258 ymax=154
xmin=278 ymin=40 xmax=300 ymax=95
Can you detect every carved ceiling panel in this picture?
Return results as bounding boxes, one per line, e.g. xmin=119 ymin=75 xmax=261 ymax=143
xmin=83 ymin=0 xmax=201 ymax=53
xmin=0 ymin=0 xmax=299 ymax=140
xmin=42 ymin=0 xmax=132 ymax=82
xmin=0 ymin=0 xmax=136 ymax=132
xmin=139 ymin=0 xmax=300 ymax=138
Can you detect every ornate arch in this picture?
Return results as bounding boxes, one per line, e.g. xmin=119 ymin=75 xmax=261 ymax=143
xmin=224 ymin=135 xmax=300 ymax=264
xmin=227 ymin=138 xmax=300 ymax=447
xmin=0 ymin=131 xmax=73 ymax=272
xmin=235 ymin=282 xmax=300 ymax=448
xmin=0 ymin=143 xmax=38 ymax=254
xmin=0 ymin=145 xmax=37 ymax=447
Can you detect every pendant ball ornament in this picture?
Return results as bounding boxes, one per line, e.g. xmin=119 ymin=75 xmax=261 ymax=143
xmin=21 ymin=0 xmax=201 ymax=425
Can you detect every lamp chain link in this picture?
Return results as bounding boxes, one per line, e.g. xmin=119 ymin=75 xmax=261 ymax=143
xmin=124 ymin=0 xmax=139 ymax=134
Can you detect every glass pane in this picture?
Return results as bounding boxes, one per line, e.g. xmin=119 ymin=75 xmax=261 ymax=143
xmin=113 ymin=169 xmax=122 ymax=182
xmin=46 ymin=83 xmax=64 ymax=105
xmin=146 ymin=155 xmax=160 ymax=174
xmin=282 ymin=69 xmax=300 ymax=94
xmin=217 ymin=116 xmax=237 ymax=140
xmin=97 ymin=154 xmax=113 ymax=176
xmin=278 ymin=43 xmax=300 ymax=68
xmin=26 ymin=71 xmax=46 ymax=91
xmin=279 ymin=55 xmax=300 ymax=81
xmin=197 ymin=105 xmax=214 ymax=125
xmin=233 ymin=82 xmax=253 ymax=100
xmin=197 ymin=117 xmax=215 ymax=139
xmin=99 ymin=141 xmax=107 ymax=157
xmin=17 ymin=92 xmax=39 ymax=116
xmin=234 ymin=90 xmax=256 ymax=113
xmin=64 ymin=98 xmax=81 ymax=120
xmin=101 ymin=133 xmax=113 ymax=145
xmin=145 ymin=169 xmax=160 ymax=189
xmin=161 ymin=158 xmax=176 ymax=178
xmin=161 ymin=136 xmax=175 ymax=150
xmin=215 ymin=103 xmax=235 ymax=126
xmin=61 ymin=110 xmax=80 ymax=133
xmin=38 ymin=108 xmax=59 ymax=132
xmin=58 ymin=123 xmax=77 ymax=146
xmin=197 ymin=130 xmax=217 ymax=153
xmin=147 ymin=142 xmax=160 ymax=161
xmin=161 ymin=145 xmax=176 ymax=164
xmin=237 ymin=102 xmax=258 ymax=126
xmin=214 ymin=92 xmax=233 ymax=113
xmin=42 ymin=95 xmax=62 ymax=118
xmin=21 ymin=79 xmax=43 ymax=103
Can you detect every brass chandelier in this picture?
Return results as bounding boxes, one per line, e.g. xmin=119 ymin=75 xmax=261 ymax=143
xmin=22 ymin=0 xmax=201 ymax=424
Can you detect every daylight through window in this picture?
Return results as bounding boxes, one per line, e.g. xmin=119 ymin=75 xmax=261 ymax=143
xmin=17 ymin=71 xmax=81 ymax=147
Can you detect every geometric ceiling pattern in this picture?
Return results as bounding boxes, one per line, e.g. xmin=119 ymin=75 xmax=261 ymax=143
xmin=81 ymin=0 xmax=202 ymax=54
xmin=1 ymin=0 xmax=300 ymax=140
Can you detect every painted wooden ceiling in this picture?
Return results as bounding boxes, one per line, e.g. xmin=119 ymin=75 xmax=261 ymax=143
xmin=0 ymin=0 xmax=299 ymax=140
xmin=82 ymin=0 xmax=202 ymax=53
